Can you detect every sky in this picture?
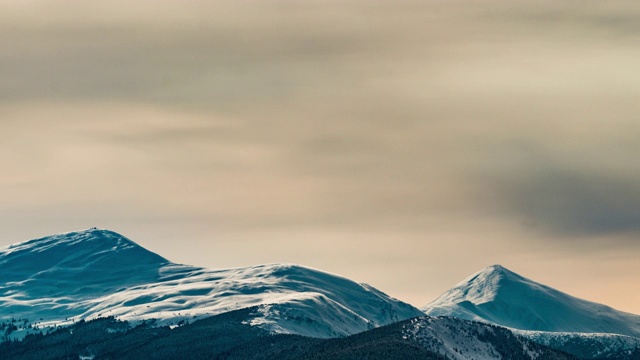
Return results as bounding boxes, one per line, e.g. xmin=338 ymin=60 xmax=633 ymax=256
xmin=1 ymin=0 xmax=639 ymax=313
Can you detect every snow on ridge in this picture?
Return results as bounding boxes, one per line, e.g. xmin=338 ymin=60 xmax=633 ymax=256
xmin=5 ymin=228 xmax=126 ymax=250
xmin=0 ymin=229 xmax=423 ymax=339
xmin=1 ymin=228 xmax=168 ymax=265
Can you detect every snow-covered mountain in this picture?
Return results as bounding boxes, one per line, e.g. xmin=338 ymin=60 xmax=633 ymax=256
xmin=422 ymin=264 xmax=640 ymax=359
xmin=422 ymin=264 xmax=640 ymax=337
xmin=0 ymin=228 xmax=423 ymax=338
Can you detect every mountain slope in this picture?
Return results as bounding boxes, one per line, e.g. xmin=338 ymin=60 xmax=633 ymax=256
xmin=422 ymin=264 xmax=640 ymax=338
xmin=0 ymin=229 xmax=169 ymax=300
xmin=0 ymin=228 xmax=423 ymax=338
xmin=514 ymin=330 xmax=640 ymax=360
xmin=402 ymin=316 xmax=577 ymax=360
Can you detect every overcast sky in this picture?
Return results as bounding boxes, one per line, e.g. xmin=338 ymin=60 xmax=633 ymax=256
xmin=1 ymin=0 xmax=639 ymax=313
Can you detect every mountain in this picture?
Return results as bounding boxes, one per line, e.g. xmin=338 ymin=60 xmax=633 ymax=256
xmin=422 ymin=264 xmax=640 ymax=359
xmin=0 ymin=228 xmax=423 ymax=339
xmin=1 ymin=307 xmax=578 ymax=360
xmin=422 ymin=264 xmax=640 ymax=337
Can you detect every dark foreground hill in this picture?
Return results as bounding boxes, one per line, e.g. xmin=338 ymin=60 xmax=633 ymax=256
xmin=0 ymin=307 xmax=579 ymax=360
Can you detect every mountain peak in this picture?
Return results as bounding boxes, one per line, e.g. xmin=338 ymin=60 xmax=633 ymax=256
xmin=426 ymin=265 xmax=552 ymax=315
xmin=2 ymin=228 xmax=167 ymax=267
xmin=446 ymin=264 xmax=524 ymax=300
xmin=476 ymin=264 xmax=507 ymax=279
xmin=423 ymin=265 xmax=640 ymax=337
xmin=0 ymin=228 xmax=169 ymax=292
xmin=478 ymin=264 xmax=520 ymax=278
xmin=484 ymin=264 xmax=507 ymax=272
xmin=6 ymin=227 xmax=136 ymax=251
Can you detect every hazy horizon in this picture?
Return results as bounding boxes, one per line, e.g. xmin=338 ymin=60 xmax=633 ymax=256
xmin=1 ymin=0 xmax=639 ymax=313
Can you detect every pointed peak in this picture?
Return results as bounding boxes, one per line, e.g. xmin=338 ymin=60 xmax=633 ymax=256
xmin=439 ymin=265 xmax=528 ymax=300
xmin=478 ymin=264 xmax=519 ymax=278
xmin=485 ymin=264 xmax=506 ymax=272
xmin=457 ymin=265 xmax=528 ymax=289
xmin=483 ymin=264 xmax=506 ymax=273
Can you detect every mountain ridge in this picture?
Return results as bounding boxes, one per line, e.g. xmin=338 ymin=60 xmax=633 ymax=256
xmin=0 ymin=228 xmax=423 ymax=338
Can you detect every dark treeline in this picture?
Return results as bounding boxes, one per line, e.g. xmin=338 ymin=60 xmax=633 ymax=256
xmin=0 ymin=308 xmax=440 ymax=360
xmin=0 ymin=308 xmax=622 ymax=360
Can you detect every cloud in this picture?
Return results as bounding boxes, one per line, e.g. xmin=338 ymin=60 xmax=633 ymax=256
xmin=2 ymin=0 xmax=640 ymax=237
xmin=1 ymin=0 xmax=640 ymax=312
xmin=494 ymin=162 xmax=640 ymax=239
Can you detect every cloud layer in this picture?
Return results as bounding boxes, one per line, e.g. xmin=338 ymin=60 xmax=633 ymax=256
xmin=1 ymin=0 xmax=639 ymax=312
